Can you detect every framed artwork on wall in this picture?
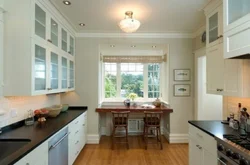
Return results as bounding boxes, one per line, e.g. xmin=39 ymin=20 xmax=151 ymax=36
xmin=174 ymin=69 xmax=190 ymax=81
xmin=174 ymin=84 xmax=190 ymax=97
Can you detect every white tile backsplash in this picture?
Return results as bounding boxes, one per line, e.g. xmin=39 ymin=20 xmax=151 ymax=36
xmin=223 ymin=96 xmax=250 ymax=120
xmin=0 ymin=94 xmax=60 ymax=128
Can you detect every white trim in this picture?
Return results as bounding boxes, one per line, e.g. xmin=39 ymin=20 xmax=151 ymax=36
xmin=192 ymin=25 xmax=206 ymax=38
xmin=162 ymin=128 xmax=188 ymax=144
xmin=76 ymin=32 xmax=194 ymax=39
xmin=203 ymin=0 xmax=222 ymax=16
xmin=86 ymin=134 xmax=100 ymax=144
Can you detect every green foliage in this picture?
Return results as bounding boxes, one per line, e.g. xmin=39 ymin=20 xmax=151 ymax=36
xmin=105 ymin=74 xmax=116 ymax=98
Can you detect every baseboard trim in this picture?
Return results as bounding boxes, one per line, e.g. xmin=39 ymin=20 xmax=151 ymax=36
xmin=163 ymin=127 xmax=188 ymax=144
xmin=87 ymin=134 xmax=100 ymax=144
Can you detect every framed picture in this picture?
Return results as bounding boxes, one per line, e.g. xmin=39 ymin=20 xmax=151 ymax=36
xmin=174 ymin=69 xmax=190 ymax=81
xmin=174 ymin=84 xmax=191 ymax=97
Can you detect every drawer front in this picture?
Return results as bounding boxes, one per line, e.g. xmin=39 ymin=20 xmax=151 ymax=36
xmin=188 ymin=124 xmax=217 ymax=153
xmin=224 ymin=21 xmax=250 ymax=59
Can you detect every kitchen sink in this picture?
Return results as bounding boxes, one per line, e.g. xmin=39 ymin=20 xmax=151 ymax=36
xmin=0 ymin=139 xmax=31 ymax=160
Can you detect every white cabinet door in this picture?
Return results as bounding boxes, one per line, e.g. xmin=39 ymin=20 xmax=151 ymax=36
xmin=14 ymin=140 xmax=48 ymax=165
xmin=203 ymin=148 xmax=217 ymax=165
xmin=223 ymin=0 xmax=250 ymax=32
xmin=33 ymin=40 xmax=49 ymax=95
xmin=69 ymin=35 xmax=75 ymax=56
xmin=49 ymin=17 xmax=59 ymax=47
xmin=69 ymin=60 xmax=75 ymax=90
xmin=34 ymin=3 xmax=47 ymax=42
xmin=0 ymin=20 xmax=3 ymax=97
xmin=206 ymin=5 xmax=223 ymax=48
xmin=61 ymin=28 xmax=68 ymax=53
xmin=61 ymin=56 xmax=68 ymax=91
xmin=206 ymin=43 xmax=224 ymax=95
xmin=189 ymin=135 xmax=203 ymax=165
xmin=48 ymin=51 xmax=59 ymax=93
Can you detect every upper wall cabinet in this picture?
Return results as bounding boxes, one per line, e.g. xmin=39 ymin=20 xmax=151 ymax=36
xmin=3 ymin=0 xmax=75 ymax=96
xmin=0 ymin=9 xmax=3 ymax=97
xmin=223 ymin=0 xmax=250 ymax=58
xmin=205 ymin=1 xmax=223 ymax=48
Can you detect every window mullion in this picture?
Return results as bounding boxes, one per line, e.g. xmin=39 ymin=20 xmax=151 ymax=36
xmin=117 ymin=63 xmax=121 ymax=98
xmin=144 ymin=64 xmax=148 ymax=99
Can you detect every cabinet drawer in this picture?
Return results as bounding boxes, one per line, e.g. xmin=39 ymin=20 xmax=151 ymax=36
xmin=188 ymin=124 xmax=216 ymax=153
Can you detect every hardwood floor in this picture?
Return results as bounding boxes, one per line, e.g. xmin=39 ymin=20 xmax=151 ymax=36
xmin=74 ymin=136 xmax=189 ymax=165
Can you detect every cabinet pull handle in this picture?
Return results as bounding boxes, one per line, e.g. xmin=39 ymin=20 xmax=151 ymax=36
xmin=216 ymin=89 xmax=219 ymax=92
xmin=75 ymin=130 xmax=79 ymax=134
xmin=220 ymin=89 xmax=223 ymax=92
xmin=47 ymin=39 xmax=52 ymax=43
xmin=75 ymin=121 xmax=79 ymax=124
xmin=82 ymin=124 xmax=85 ymax=126
xmin=196 ymin=133 xmax=203 ymax=138
xmin=75 ymin=140 xmax=79 ymax=144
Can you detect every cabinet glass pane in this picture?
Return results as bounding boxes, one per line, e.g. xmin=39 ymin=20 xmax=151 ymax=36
xmin=35 ymin=4 xmax=46 ymax=39
xmin=69 ymin=61 xmax=74 ymax=88
xmin=61 ymin=29 xmax=67 ymax=52
xmin=228 ymin=0 xmax=250 ymax=24
xmin=50 ymin=52 xmax=58 ymax=90
xmin=62 ymin=57 xmax=68 ymax=89
xmin=209 ymin=13 xmax=218 ymax=43
xmin=69 ymin=36 xmax=74 ymax=55
xmin=35 ymin=45 xmax=46 ymax=91
xmin=51 ymin=19 xmax=58 ymax=46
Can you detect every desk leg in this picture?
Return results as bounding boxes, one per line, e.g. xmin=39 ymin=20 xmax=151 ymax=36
xmin=106 ymin=113 xmax=112 ymax=136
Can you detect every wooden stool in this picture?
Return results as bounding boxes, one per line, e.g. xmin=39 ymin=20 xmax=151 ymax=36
xmin=111 ymin=111 xmax=130 ymax=149
xmin=143 ymin=111 xmax=163 ymax=150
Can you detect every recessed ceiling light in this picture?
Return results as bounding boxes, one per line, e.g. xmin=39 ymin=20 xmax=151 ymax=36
xmin=79 ymin=23 xmax=85 ymax=27
xmin=131 ymin=45 xmax=136 ymax=48
xmin=152 ymin=46 xmax=156 ymax=48
xmin=110 ymin=45 xmax=115 ymax=48
xmin=63 ymin=1 xmax=71 ymax=5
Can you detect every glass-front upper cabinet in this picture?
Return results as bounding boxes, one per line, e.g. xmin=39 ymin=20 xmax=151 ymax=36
xmin=69 ymin=60 xmax=74 ymax=89
xmin=62 ymin=57 xmax=68 ymax=89
xmin=61 ymin=29 xmax=67 ymax=52
xmin=35 ymin=4 xmax=46 ymax=40
xmin=50 ymin=19 xmax=58 ymax=47
xmin=206 ymin=5 xmax=223 ymax=47
xmin=50 ymin=52 xmax=59 ymax=90
xmin=69 ymin=36 xmax=75 ymax=56
xmin=35 ymin=44 xmax=47 ymax=91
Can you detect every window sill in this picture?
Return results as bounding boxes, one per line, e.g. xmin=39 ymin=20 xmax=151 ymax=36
xmin=101 ymin=99 xmax=169 ymax=106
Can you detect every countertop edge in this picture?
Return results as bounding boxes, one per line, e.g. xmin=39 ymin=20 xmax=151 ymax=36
xmin=188 ymin=121 xmax=215 ymax=137
xmin=2 ymin=109 xmax=88 ymax=165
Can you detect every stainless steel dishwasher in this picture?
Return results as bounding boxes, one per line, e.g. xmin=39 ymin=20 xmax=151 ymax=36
xmin=48 ymin=127 xmax=69 ymax=165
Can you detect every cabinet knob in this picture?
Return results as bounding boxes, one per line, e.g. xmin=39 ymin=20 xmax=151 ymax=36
xmin=216 ymin=89 xmax=220 ymax=91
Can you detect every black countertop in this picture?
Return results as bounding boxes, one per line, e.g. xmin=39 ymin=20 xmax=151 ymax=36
xmin=188 ymin=120 xmax=243 ymax=140
xmin=0 ymin=107 xmax=87 ymax=165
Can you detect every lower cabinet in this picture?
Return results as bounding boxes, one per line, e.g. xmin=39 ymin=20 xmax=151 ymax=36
xmin=14 ymin=140 xmax=48 ymax=165
xmin=15 ymin=112 xmax=87 ymax=165
xmin=68 ymin=112 xmax=87 ymax=165
xmin=189 ymin=124 xmax=217 ymax=165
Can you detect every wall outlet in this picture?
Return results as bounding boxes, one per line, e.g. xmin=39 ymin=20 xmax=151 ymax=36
xmin=10 ymin=109 xmax=18 ymax=118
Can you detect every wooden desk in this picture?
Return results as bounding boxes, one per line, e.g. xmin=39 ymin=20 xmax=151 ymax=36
xmin=96 ymin=105 xmax=173 ymax=136
xmin=96 ymin=106 xmax=173 ymax=113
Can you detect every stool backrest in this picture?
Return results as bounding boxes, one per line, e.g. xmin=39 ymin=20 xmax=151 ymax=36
xmin=144 ymin=111 xmax=163 ymax=126
xmin=111 ymin=111 xmax=130 ymax=126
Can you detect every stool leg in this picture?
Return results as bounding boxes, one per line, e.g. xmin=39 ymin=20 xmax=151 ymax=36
xmin=112 ymin=126 xmax=115 ymax=150
xmin=143 ymin=123 xmax=145 ymax=141
xmin=158 ymin=127 xmax=163 ymax=150
xmin=156 ymin=127 xmax=159 ymax=144
xmin=126 ymin=126 xmax=129 ymax=149
xmin=145 ymin=126 xmax=148 ymax=150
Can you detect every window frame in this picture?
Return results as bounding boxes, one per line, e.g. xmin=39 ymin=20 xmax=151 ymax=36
xmin=102 ymin=62 xmax=165 ymax=102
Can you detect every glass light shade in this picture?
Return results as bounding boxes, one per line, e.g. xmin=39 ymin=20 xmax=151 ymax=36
xmin=119 ymin=18 xmax=141 ymax=33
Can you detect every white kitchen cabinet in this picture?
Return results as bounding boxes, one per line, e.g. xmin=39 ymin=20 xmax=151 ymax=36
xmin=189 ymin=124 xmax=217 ymax=165
xmin=223 ymin=0 xmax=250 ymax=33
xmin=3 ymin=0 xmax=75 ymax=96
xmin=0 ymin=16 xmax=3 ymax=97
xmin=205 ymin=1 xmax=223 ymax=48
xmin=223 ymin=0 xmax=250 ymax=58
xmin=69 ymin=35 xmax=75 ymax=56
xmin=68 ymin=113 xmax=87 ymax=165
xmin=206 ymin=43 xmax=224 ymax=95
xmin=14 ymin=140 xmax=48 ymax=165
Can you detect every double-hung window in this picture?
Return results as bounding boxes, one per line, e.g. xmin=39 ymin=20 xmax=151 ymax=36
xmin=103 ymin=55 xmax=165 ymax=100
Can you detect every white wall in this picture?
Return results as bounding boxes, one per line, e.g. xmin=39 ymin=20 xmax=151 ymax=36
xmin=61 ymin=37 xmax=194 ymax=142
xmin=0 ymin=95 xmax=60 ymax=128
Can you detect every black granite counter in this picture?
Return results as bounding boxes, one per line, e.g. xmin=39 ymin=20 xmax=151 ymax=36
xmin=0 ymin=107 xmax=87 ymax=165
xmin=188 ymin=120 xmax=241 ymax=140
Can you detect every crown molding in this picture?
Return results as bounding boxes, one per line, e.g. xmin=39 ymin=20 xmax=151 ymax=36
xmin=192 ymin=25 xmax=206 ymax=38
xmin=76 ymin=32 xmax=194 ymax=39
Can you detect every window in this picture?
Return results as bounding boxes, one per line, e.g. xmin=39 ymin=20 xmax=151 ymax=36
xmin=104 ymin=63 xmax=162 ymax=100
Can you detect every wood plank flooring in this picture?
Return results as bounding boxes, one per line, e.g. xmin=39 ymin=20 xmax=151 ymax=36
xmin=74 ymin=136 xmax=188 ymax=165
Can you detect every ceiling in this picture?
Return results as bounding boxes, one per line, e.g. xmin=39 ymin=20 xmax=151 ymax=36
xmin=50 ymin=0 xmax=209 ymax=33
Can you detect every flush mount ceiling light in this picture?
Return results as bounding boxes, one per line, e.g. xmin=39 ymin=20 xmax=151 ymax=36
xmin=119 ymin=11 xmax=140 ymax=33
xmin=79 ymin=23 xmax=85 ymax=27
xmin=63 ymin=1 xmax=71 ymax=5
